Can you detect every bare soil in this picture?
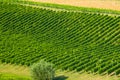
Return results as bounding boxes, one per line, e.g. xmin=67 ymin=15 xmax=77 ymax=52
xmin=29 ymin=0 xmax=120 ymax=11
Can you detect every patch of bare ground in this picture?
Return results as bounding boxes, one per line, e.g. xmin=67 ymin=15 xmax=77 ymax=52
xmin=29 ymin=0 xmax=120 ymax=11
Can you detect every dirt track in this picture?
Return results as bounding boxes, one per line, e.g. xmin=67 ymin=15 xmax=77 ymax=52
xmin=29 ymin=0 xmax=120 ymax=11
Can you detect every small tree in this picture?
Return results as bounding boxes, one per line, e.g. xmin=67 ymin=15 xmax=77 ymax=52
xmin=30 ymin=60 xmax=55 ymax=80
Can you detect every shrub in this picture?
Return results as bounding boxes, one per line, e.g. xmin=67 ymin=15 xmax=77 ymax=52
xmin=30 ymin=60 xmax=55 ymax=80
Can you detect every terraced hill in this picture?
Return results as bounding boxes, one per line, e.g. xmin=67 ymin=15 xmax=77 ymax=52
xmin=0 ymin=1 xmax=120 ymax=75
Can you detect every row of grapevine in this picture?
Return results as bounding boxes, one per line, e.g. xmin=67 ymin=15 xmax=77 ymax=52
xmin=0 ymin=2 xmax=120 ymax=75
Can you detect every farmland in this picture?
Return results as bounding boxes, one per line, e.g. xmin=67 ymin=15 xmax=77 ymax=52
xmin=0 ymin=63 xmax=119 ymax=80
xmin=29 ymin=0 xmax=120 ymax=11
xmin=0 ymin=0 xmax=120 ymax=79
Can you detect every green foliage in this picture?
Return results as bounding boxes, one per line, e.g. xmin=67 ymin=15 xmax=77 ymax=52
xmin=0 ymin=1 xmax=120 ymax=75
xmin=0 ymin=73 xmax=31 ymax=80
xmin=30 ymin=60 xmax=55 ymax=80
xmin=1 ymin=0 xmax=120 ymax=15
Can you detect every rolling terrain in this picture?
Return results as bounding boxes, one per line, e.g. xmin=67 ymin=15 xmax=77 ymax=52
xmin=0 ymin=63 xmax=119 ymax=80
xmin=29 ymin=0 xmax=120 ymax=11
xmin=0 ymin=0 xmax=120 ymax=78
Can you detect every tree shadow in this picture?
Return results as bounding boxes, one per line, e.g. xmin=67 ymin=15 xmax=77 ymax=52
xmin=54 ymin=75 xmax=68 ymax=80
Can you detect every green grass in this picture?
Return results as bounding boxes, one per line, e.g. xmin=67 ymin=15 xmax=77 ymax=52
xmin=1 ymin=72 xmax=120 ymax=80
xmin=0 ymin=0 xmax=120 ymax=15
xmin=0 ymin=63 xmax=120 ymax=80
xmin=0 ymin=0 xmax=120 ymax=76
xmin=22 ymin=1 xmax=120 ymax=14
xmin=0 ymin=62 xmax=31 ymax=80
xmin=0 ymin=73 xmax=31 ymax=80
xmin=0 ymin=62 xmax=29 ymax=74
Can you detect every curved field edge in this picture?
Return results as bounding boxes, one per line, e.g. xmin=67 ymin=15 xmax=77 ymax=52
xmin=0 ymin=1 xmax=120 ymax=75
xmin=0 ymin=63 xmax=120 ymax=80
xmin=0 ymin=0 xmax=120 ymax=15
xmin=28 ymin=0 xmax=120 ymax=11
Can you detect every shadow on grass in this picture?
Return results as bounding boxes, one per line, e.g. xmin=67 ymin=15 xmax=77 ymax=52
xmin=54 ymin=75 xmax=68 ymax=80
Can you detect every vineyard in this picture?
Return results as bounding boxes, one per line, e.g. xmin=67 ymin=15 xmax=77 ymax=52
xmin=0 ymin=1 xmax=120 ymax=76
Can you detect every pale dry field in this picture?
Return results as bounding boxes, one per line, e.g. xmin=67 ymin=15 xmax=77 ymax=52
xmin=29 ymin=0 xmax=120 ymax=11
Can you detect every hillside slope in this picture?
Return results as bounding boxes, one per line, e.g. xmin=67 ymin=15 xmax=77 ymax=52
xmin=29 ymin=0 xmax=120 ymax=11
xmin=0 ymin=1 xmax=120 ymax=75
xmin=1 ymin=63 xmax=119 ymax=80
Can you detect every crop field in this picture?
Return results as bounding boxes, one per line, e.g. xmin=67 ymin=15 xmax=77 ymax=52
xmin=29 ymin=0 xmax=120 ymax=11
xmin=0 ymin=0 xmax=120 ymax=78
